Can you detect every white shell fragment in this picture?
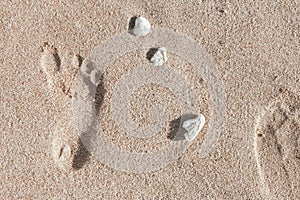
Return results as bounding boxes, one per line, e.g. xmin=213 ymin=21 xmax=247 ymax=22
xmin=52 ymin=135 xmax=72 ymax=171
xmin=132 ymin=16 xmax=151 ymax=36
xmin=150 ymin=47 xmax=168 ymax=67
xmin=182 ymin=114 xmax=206 ymax=142
xmin=59 ymin=145 xmax=71 ymax=161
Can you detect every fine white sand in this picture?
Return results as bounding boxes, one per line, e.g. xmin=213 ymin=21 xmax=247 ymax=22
xmin=1 ymin=1 xmax=299 ymax=199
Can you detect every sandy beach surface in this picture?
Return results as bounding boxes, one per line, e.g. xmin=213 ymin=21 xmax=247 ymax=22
xmin=1 ymin=1 xmax=299 ymax=199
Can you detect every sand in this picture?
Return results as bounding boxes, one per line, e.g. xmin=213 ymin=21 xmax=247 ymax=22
xmin=1 ymin=0 xmax=299 ymax=199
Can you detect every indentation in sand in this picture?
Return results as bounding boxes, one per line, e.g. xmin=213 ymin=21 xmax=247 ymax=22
xmin=40 ymin=43 xmax=87 ymax=171
xmin=254 ymin=88 xmax=300 ymax=199
xmin=40 ymin=42 xmax=82 ymax=98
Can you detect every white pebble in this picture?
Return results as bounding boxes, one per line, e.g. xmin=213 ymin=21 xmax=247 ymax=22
xmin=182 ymin=114 xmax=206 ymax=142
xmin=132 ymin=16 xmax=151 ymax=36
xmin=52 ymin=136 xmax=72 ymax=171
xmin=150 ymin=47 xmax=168 ymax=67
xmin=60 ymin=145 xmax=71 ymax=161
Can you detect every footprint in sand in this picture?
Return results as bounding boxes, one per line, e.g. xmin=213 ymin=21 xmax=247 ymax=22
xmin=255 ymin=89 xmax=300 ymax=199
xmin=40 ymin=43 xmax=90 ymax=171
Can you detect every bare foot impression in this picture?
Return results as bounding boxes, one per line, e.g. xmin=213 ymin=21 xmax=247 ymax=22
xmin=40 ymin=43 xmax=86 ymax=171
xmin=40 ymin=16 xmax=226 ymax=174
xmin=255 ymin=88 xmax=300 ymax=199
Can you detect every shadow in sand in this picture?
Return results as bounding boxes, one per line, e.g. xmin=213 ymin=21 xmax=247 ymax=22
xmin=72 ymin=74 xmax=106 ymax=170
xmin=146 ymin=48 xmax=158 ymax=61
xmin=167 ymin=113 xmax=199 ymax=141
xmin=94 ymin=74 xmax=106 ymax=115
xmin=76 ymin=54 xmax=84 ymax=67
xmin=128 ymin=16 xmax=138 ymax=30
xmin=72 ymin=139 xmax=91 ymax=170
xmin=128 ymin=16 xmax=138 ymax=34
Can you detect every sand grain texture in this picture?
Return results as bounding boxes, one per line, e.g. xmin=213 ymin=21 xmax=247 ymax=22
xmin=0 ymin=0 xmax=299 ymax=199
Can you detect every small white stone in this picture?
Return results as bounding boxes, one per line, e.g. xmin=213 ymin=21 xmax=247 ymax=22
xmin=182 ymin=114 xmax=205 ymax=142
xmin=52 ymin=136 xmax=72 ymax=171
xmin=150 ymin=47 xmax=168 ymax=67
xmin=60 ymin=145 xmax=71 ymax=161
xmin=132 ymin=17 xmax=151 ymax=36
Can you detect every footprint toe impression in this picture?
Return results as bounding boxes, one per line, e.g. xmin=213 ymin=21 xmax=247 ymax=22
xmin=40 ymin=43 xmax=82 ymax=171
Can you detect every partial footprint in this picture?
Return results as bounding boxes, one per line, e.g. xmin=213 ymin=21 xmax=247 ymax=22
xmin=51 ymin=121 xmax=79 ymax=171
xmin=40 ymin=42 xmax=80 ymax=97
xmin=40 ymin=42 xmax=62 ymax=93
xmin=52 ymin=132 xmax=72 ymax=170
xmin=40 ymin=43 xmax=84 ymax=171
xmin=255 ymin=88 xmax=300 ymax=199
